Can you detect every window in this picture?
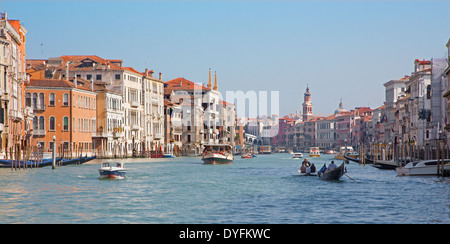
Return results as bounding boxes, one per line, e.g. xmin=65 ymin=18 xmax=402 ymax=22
xmin=86 ymin=74 xmax=92 ymax=80
xmin=49 ymin=116 xmax=55 ymax=131
xmin=63 ymin=93 xmax=69 ymax=106
xmin=32 ymin=92 xmax=37 ymax=109
xmin=115 ymin=74 xmax=121 ymax=80
xmin=49 ymin=93 xmax=55 ymax=106
xmin=63 ymin=117 xmax=69 ymax=131
xmin=33 ymin=116 xmax=38 ymax=130
xmin=39 ymin=116 xmax=45 ymax=130
xmin=39 ymin=93 xmax=44 ymax=109
xmin=25 ymin=92 xmax=31 ymax=107
xmin=96 ymin=74 xmax=102 ymax=81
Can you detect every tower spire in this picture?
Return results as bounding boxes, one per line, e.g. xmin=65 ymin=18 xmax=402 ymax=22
xmin=302 ymin=86 xmax=313 ymax=121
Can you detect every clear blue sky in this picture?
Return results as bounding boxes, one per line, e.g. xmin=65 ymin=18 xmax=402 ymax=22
xmin=2 ymin=0 xmax=449 ymax=116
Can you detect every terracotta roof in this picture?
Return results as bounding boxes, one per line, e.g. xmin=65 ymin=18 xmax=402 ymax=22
xmin=59 ymin=55 xmax=124 ymax=72
xmin=27 ymin=78 xmax=74 ymax=88
xmin=165 ymin=78 xmax=208 ymax=92
xmin=27 ymin=77 xmax=95 ymax=92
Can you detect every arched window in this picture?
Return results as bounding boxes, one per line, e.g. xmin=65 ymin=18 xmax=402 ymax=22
xmin=63 ymin=117 xmax=69 ymax=131
xmin=49 ymin=116 xmax=55 ymax=131
xmin=39 ymin=93 xmax=45 ymax=109
xmin=63 ymin=93 xmax=69 ymax=106
xmin=32 ymin=92 xmax=38 ymax=109
xmin=25 ymin=92 xmax=31 ymax=107
xmin=49 ymin=93 xmax=55 ymax=106
xmin=39 ymin=116 xmax=45 ymax=130
xmin=33 ymin=116 xmax=38 ymax=130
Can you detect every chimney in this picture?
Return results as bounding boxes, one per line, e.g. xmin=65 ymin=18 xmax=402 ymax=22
xmin=66 ymin=62 xmax=70 ymax=80
xmin=159 ymin=72 xmax=162 ymax=80
xmin=74 ymin=75 xmax=77 ymax=88
xmin=213 ymin=71 xmax=218 ymax=91
xmin=145 ymin=68 xmax=148 ymax=76
xmin=207 ymin=68 xmax=212 ymax=89
xmin=91 ymin=78 xmax=94 ymax=92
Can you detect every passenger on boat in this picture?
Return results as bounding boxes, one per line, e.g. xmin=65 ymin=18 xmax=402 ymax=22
xmin=327 ymin=161 xmax=337 ymax=171
xmin=302 ymin=158 xmax=310 ymax=167
xmin=318 ymin=163 xmax=327 ymax=177
xmin=310 ymin=163 xmax=316 ymax=173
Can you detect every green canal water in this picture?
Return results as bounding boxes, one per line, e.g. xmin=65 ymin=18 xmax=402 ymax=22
xmin=0 ymin=154 xmax=448 ymax=224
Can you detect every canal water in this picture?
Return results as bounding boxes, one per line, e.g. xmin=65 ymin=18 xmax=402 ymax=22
xmin=0 ymin=154 xmax=448 ymax=224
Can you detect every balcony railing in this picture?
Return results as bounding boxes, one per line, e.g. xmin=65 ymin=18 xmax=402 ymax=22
xmin=113 ymin=132 xmax=124 ymax=138
xmin=33 ymin=105 xmax=46 ymax=111
xmin=9 ymin=110 xmax=23 ymax=122
xmin=130 ymin=101 xmax=139 ymax=108
xmin=32 ymin=129 xmax=46 ymax=136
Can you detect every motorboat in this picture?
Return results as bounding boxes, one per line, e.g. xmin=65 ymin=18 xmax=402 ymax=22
xmin=396 ymin=159 xmax=450 ymax=176
xmin=309 ymin=147 xmax=320 ymax=157
xmin=163 ymin=143 xmax=176 ymax=158
xmin=202 ymin=144 xmax=234 ymax=164
xmin=293 ymin=152 xmax=303 ymax=158
xmin=162 ymin=153 xmax=176 ymax=158
xmin=98 ymin=162 xmax=127 ymax=179
xmin=334 ymin=146 xmax=354 ymax=160
xmin=241 ymin=153 xmax=256 ymax=159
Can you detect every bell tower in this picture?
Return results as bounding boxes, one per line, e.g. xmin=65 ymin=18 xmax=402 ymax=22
xmin=302 ymin=86 xmax=313 ymax=121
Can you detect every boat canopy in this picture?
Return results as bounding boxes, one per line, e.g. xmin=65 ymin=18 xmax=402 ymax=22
xmin=204 ymin=144 xmax=232 ymax=150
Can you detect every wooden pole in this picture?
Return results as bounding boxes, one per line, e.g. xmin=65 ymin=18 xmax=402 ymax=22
xmin=437 ymin=141 xmax=440 ymax=177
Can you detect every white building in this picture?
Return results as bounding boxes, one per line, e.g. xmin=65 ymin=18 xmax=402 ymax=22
xmin=405 ymin=59 xmax=432 ymax=146
xmin=142 ymin=69 xmax=165 ymax=153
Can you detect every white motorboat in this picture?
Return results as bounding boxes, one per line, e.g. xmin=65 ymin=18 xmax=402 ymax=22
xmin=98 ymin=162 xmax=127 ymax=179
xmin=293 ymin=152 xmax=303 ymax=158
xmin=309 ymin=147 xmax=320 ymax=157
xmin=202 ymin=144 xmax=234 ymax=164
xmin=396 ymin=159 xmax=450 ymax=176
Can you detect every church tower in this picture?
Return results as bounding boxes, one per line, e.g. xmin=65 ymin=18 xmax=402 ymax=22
xmin=302 ymin=86 xmax=313 ymax=121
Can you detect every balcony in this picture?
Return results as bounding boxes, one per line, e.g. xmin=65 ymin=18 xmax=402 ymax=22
xmin=9 ymin=110 xmax=24 ymax=122
xmin=151 ymin=94 xmax=160 ymax=103
xmin=113 ymin=132 xmax=124 ymax=139
xmin=154 ymin=133 xmax=164 ymax=139
xmin=0 ymin=123 xmax=4 ymax=132
xmin=92 ymin=132 xmax=112 ymax=138
xmin=130 ymin=101 xmax=139 ymax=108
xmin=131 ymin=124 xmax=140 ymax=131
xmin=32 ymin=129 xmax=46 ymax=136
xmin=33 ymin=105 xmax=46 ymax=112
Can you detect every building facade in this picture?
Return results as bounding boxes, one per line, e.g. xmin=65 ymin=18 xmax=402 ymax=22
xmin=26 ymin=78 xmax=97 ymax=157
xmin=0 ymin=12 xmax=28 ymax=159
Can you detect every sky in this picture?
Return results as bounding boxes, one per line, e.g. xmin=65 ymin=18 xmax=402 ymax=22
xmin=1 ymin=0 xmax=449 ymax=117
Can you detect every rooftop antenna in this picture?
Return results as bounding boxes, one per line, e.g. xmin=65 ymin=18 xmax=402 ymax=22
xmin=40 ymin=43 xmax=44 ymax=59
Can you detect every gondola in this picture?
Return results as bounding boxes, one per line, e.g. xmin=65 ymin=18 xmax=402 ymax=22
xmin=0 ymin=157 xmax=63 ymax=168
xmin=318 ymin=162 xmax=345 ymax=181
xmin=344 ymin=154 xmax=360 ymax=163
